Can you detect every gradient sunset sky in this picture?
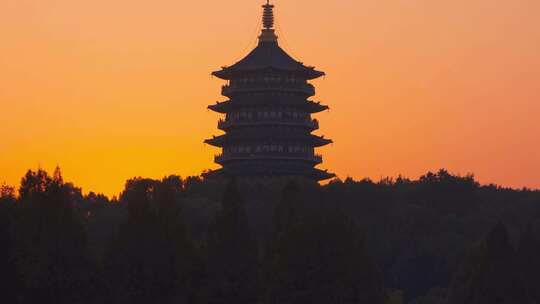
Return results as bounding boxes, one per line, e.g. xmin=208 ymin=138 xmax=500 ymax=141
xmin=1 ymin=0 xmax=539 ymax=196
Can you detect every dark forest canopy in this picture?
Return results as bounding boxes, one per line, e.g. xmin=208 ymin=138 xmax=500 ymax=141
xmin=1 ymin=168 xmax=540 ymax=304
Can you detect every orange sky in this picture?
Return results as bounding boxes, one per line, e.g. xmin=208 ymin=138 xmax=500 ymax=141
xmin=1 ymin=0 xmax=539 ymax=196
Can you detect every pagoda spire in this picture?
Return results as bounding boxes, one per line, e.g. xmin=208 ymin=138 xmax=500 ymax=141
xmin=262 ymin=0 xmax=274 ymax=29
xmin=259 ymin=0 xmax=278 ymax=43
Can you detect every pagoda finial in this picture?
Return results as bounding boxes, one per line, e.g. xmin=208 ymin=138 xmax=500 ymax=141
xmin=262 ymin=1 xmax=274 ymax=29
xmin=259 ymin=0 xmax=278 ymax=43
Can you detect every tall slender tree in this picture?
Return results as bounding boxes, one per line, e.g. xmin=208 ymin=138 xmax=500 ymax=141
xmin=449 ymin=222 xmax=528 ymax=304
xmin=206 ymin=179 xmax=259 ymax=304
xmin=14 ymin=168 xmax=91 ymax=304
xmin=0 ymin=184 xmax=18 ymax=302
xmin=104 ymin=176 xmax=200 ymax=304
xmin=266 ymin=181 xmax=385 ymax=304
xmin=517 ymin=225 xmax=540 ymax=303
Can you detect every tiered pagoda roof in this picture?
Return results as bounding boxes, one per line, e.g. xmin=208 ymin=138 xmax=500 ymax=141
xmin=205 ymin=133 xmax=332 ymax=148
xmin=212 ymin=42 xmax=325 ymax=80
xmin=208 ymin=99 xmax=329 ymax=114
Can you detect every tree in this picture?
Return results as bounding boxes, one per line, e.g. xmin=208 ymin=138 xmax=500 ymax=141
xmin=449 ymin=222 xmax=528 ymax=304
xmin=206 ymin=179 xmax=260 ymax=304
xmin=266 ymin=181 xmax=385 ymax=304
xmin=0 ymin=184 xmax=18 ymax=302
xmin=517 ymin=225 xmax=540 ymax=303
xmin=155 ymin=176 xmax=204 ymax=303
xmin=104 ymin=176 xmax=201 ymax=304
xmin=14 ymin=168 xmax=92 ymax=304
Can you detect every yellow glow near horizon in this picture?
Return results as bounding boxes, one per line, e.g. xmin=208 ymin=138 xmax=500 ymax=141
xmin=1 ymin=0 xmax=540 ymax=196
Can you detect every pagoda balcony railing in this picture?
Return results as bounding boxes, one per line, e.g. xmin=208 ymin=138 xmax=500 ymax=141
xmin=218 ymin=118 xmax=319 ymax=130
xmin=222 ymin=83 xmax=315 ymax=96
xmin=215 ymin=153 xmax=323 ymax=164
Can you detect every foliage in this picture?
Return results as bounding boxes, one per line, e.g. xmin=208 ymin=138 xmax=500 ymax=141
xmin=448 ymin=222 xmax=540 ymax=304
xmin=0 ymin=168 xmax=539 ymax=303
xmin=104 ymin=176 xmax=202 ymax=304
xmin=13 ymin=168 xmax=93 ymax=303
xmin=266 ymin=181 xmax=384 ymax=303
xmin=206 ymin=179 xmax=259 ymax=304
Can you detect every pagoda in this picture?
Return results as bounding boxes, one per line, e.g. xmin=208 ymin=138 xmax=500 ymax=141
xmin=204 ymin=1 xmax=334 ymax=181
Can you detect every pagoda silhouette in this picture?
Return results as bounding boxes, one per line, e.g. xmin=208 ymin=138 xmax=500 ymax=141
xmin=205 ymin=1 xmax=334 ymax=181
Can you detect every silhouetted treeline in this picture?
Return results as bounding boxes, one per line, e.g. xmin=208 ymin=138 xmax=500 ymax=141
xmin=1 ymin=168 xmax=539 ymax=304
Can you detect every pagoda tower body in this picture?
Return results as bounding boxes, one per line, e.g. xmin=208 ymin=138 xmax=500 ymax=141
xmin=205 ymin=1 xmax=334 ymax=181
